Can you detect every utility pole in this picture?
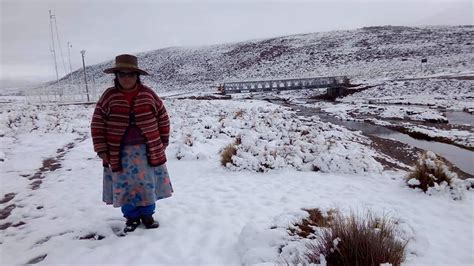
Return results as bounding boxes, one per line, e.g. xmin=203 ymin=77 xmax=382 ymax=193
xmin=67 ymin=42 xmax=74 ymax=88
xmin=81 ymin=50 xmax=90 ymax=102
xmin=49 ymin=10 xmax=59 ymax=83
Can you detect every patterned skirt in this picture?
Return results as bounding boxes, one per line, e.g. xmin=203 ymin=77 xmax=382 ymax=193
xmin=102 ymin=144 xmax=173 ymax=207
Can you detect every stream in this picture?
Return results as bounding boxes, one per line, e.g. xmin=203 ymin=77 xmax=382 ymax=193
xmin=275 ymin=101 xmax=474 ymax=175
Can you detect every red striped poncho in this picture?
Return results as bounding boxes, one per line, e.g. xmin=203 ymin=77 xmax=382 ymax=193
xmin=91 ymin=84 xmax=170 ymax=172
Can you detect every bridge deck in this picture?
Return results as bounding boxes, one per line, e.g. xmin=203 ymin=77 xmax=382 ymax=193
xmin=219 ymin=76 xmax=349 ymax=94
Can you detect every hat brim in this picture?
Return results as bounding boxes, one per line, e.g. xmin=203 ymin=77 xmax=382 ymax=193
xmin=103 ymin=66 xmax=149 ymax=75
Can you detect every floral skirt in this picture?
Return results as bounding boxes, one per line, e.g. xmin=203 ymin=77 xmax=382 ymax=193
xmin=103 ymin=144 xmax=173 ymax=207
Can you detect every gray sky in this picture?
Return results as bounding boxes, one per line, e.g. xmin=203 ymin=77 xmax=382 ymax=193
xmin=1 ymin=0 xmax=472 ymax=88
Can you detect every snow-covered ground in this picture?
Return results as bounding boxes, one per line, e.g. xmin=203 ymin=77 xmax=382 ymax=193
xmin=342 ymin=78 xmax=474 ymax=111
xmin=317 ymin=103 xmax=448 ymax=122
xmin=1 ymin=100 xmax=473 ymax=265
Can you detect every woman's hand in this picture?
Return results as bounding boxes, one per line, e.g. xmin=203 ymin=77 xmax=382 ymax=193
xmin=98 ymin=152 xmax=110 ymax=165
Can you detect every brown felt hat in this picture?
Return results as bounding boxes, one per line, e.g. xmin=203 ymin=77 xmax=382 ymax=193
xmin=103 ymin=54 xmax=149 ymax=75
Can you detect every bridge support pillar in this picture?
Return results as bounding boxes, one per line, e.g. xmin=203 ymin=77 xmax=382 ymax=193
xmin=327 ymin=87 xmax=347 ymax=98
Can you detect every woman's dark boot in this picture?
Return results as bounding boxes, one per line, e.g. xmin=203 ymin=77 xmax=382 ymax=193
xmin=141 ymin=215 xmax=159 ymax=229
xmin=124 ymin=217 xmax=141 ymax=232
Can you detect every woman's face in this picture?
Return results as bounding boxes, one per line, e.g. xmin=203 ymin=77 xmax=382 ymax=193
xmin=117 ymin=71 xmax=138 ymax=90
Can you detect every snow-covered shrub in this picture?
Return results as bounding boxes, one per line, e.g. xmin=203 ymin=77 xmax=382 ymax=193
xmin=406 ymin=151 xmax=468 ymax=199
xmin=238 ymin=208 xmax=408 ymax=266
xmin=287 ymin=208 xmax=336 ymax=238
xmin=224 ymin=106 xmax=382 ymax=173
xmin=238 ymin=209 xmax=312 ymax=265
xmin=184 ymin=134 xmax=194 ymax=146
xmin=305 ymin=210 xmax=408 ymax=266
xmin=0 ymin=103 xmax=91 ymax=136
xmin=167 ymin=99 xmax=383 ymax=174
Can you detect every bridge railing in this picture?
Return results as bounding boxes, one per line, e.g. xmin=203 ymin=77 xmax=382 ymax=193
xmin=219 ymin=76 xmax=349 ymax=94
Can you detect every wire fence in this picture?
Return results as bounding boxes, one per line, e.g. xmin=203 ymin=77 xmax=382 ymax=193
xmin=25 ymin=81 xmax=103 ymax=104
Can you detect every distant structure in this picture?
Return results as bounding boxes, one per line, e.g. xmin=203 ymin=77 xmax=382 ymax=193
xmin=49 ymin=10 xmax=59 ymax=83
xmin=218 ymin=76 xmax=349 ymax=96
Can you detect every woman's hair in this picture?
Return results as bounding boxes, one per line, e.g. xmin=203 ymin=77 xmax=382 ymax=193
xmin=113 ymin=72 xmax=141 ymax=88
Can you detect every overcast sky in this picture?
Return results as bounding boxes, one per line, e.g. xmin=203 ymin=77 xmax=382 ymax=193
xmin=1 ymin=0 xmax=472 ymax=88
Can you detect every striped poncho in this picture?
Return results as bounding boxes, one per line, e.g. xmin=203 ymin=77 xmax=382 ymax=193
xmin=91 ymin=84 xmax=170 ymax=172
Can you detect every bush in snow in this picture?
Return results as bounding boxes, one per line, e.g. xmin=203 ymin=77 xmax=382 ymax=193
xmin=304 ymin=210 xmax=408 ymax=266
xmin=406 ymin=151 xmax=468 ymax=199
xmin=287 ymin=208 xmax=336 ymax=239
xmin=222 ymin=107 xmax=382 ymax=174
xmin=221 ymin=144 xmax=237 ymax=166
xmin=0 ymin=104 xmax=91 ymax=136
xmin=234 ymin=109 xmax=245 ymax=119
xmin=220 ymin=136 xmax=241 ymax=166
xmin=167 ymin=99 xmax=383 ymax=174
xmin=238 ymin=208 xmax=408 ymax=266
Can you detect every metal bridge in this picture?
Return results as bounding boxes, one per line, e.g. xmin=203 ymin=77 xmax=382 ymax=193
xmin=218 ymin=76 xmax=349 ymax=95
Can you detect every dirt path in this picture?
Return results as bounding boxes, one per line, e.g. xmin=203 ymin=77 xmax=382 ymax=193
xmin=0 ymin=134 xmax=88 ymax=232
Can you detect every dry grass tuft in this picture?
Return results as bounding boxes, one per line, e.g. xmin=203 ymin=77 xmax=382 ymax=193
xmin=406 ymin=151 xmax=455 ymax=192
xmin=221 ymin=144 xmax=237 ymax=166
xmin=184 ymin=134 xmax=193 ymax=147
xmin=288 ymin=208 xmax=336 ymax=239
xmin=235 ymin=135 xmax=242 ymax=145
xmin=234 ymin=109 xmax=245 ymax=119
xmin=305 ymin=211 xmax=408 ymax=266
xmin=221 ymin=137 xmax=242 ymax=166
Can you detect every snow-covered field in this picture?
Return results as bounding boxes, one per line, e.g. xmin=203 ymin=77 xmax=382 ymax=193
xmin=1 ymin=99 xmax=473 ymax=265
xmin=342 ymin=78 xmax=474 ymax=111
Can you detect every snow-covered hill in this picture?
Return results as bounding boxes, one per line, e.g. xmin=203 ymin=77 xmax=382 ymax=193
xmin=39 ymin=25 xmax=473 ymax=94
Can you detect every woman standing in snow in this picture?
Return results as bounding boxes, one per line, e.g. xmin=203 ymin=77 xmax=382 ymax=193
xmin=91 ymin=54 xmax=173 ymax=232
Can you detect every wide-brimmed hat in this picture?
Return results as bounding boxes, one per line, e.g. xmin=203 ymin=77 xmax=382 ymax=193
xmin=103 ymin=54 xmax=149 ymax=75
